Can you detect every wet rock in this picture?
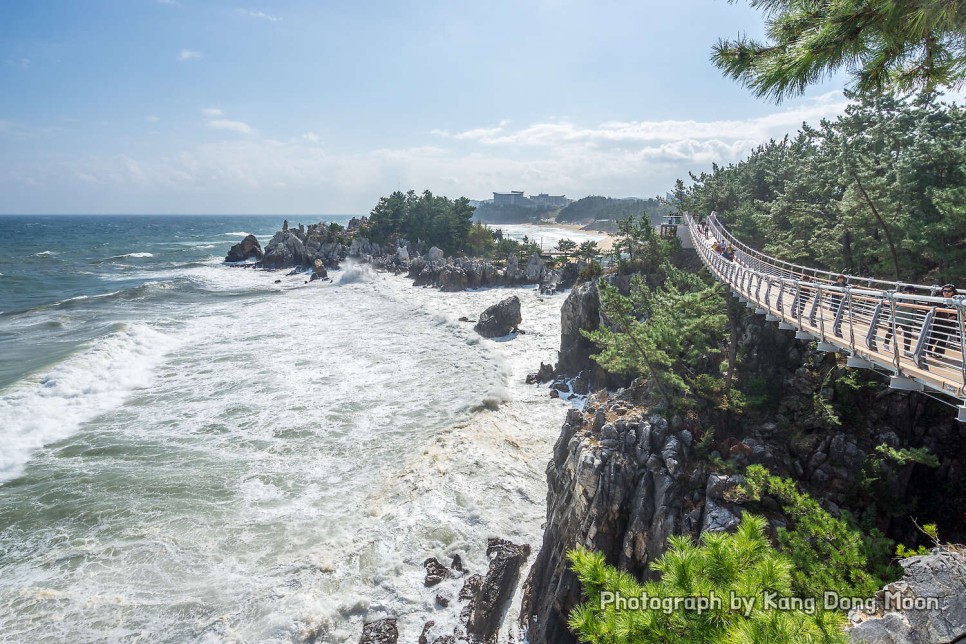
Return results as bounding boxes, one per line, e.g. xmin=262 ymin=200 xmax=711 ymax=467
xmin=459 ymin=574 xmax=483 ymax=601
xmin=465 ymin=539 xmax=531 ymax=643
xmin=474 ymin=296 xmax=522 ymax=338
xmin=359 ymin=618 xmax=398 ymax=644
xmin=224 ymin=234 xmax=264 ymax=262
xmin=424 ymin=557 xmax=450 ymax=587
xmin=262 ymin=231 xmax=311 ymax=269
xmin=418 ymin=621 xmax=434 ymax=644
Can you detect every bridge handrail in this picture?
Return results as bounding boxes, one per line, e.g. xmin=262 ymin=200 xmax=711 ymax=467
xmin=683 ymin=212 xmax=966 ymax=402
xmin=700 ymin=212 xmax=948 ymax=297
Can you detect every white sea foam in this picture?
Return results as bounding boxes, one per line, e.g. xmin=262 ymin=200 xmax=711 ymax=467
xmin=223 ymin=231 xmax=251 ymax=237
xmin=108 ymin=252 xmax=154 ymax=259
xmin=33 ymin=250 xmax=57 ymax=256
xmin=0 ymin=323 xmax=181 ymax=484
xmin=0 ymin=264 xmax=572 ymax=643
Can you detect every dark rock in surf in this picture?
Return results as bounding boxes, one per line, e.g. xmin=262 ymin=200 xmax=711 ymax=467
xmin=224 ymin=234 xmax=264 ymax=263
xmin=424 ymin=557 xmax=451 ymax=587
xmin=474 ymin=296 xmax=522 ymax=338
xmin=464 ymin=538 xmax=531 ymax=642
xmin=359 ymin=618 xmax=398 ymax=644
xmin=262 ymin=230 xmax=312 ymax=269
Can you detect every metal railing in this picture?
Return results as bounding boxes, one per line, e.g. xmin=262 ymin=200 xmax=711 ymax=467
xmin=685 ymin=212 xmax=966 ymax=419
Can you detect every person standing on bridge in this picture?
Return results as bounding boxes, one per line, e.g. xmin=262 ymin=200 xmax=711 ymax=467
xmin=927 ymin=284 xmax=960 ymax=358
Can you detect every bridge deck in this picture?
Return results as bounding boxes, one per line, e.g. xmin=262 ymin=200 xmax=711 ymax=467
xmin=685 ymin=213 xmax=966 ymax=419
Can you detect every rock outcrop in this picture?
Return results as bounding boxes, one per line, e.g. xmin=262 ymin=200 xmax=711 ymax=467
xmin=556 ymin=279 xmax=602 ymax=375
xmin=465 ymin=539 xmax=532 ymax=643
xmin=848 ymin=549 xmax=966 ymax=643
xmin=261 ymin=230 xmax=312 ymax=269
xmin=224 ymin=234 xmax=264 ymax=262
xmin=520 ymin=386 xmax=694 ymax=644
xmin=474 ymin=296 xmax=522 ymax=338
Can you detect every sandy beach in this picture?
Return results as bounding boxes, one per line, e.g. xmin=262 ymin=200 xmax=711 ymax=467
xmin=529 ymin=220 xmax=617 ymax=252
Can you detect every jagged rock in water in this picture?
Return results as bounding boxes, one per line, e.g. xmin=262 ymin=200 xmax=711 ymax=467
xmin=465 ymin=538 xmax=531 ymax=643
xmin=224 ymin=234 xmax=264 ymax=262
xmin=524 ymin=252 xmax=546 ymax=283
xmin=474 ymin=296 xmax=522 ymax=338
xmin=262 ymin=231 xmax=311 ymax=269
xmin=557 ymin=280 xmax=602 ymax=375
xmin=424 ymin=557 xmax=451 ymax=587
xmin=505 ymin=255 xmax=523 ymax=282
xmin=309 ymin=259 xmax=328 ymax=282
xmin=348 ymin=237 xmax=381 ymax=259
xmin=519 ymin=396 xmax=691 ymax=644
xmin=848 ymin=550 xmax=966 ymax=643
xmin=359 ymin=618 xmax=398 ymax=644
xmin=438 ymin=265 xmax=469 ymax=292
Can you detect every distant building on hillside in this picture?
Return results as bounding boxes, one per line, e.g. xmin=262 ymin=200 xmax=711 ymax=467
xmin=492 ymin=191 xmax=528 ymax=206
xmin=489 ymin=191 xmax=571 ymax=208
xmin=530 ymin=193 xmax=571 ymax=208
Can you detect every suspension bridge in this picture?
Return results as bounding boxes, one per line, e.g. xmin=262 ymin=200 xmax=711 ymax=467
xmin=682 ymin=212 xmax=966 ymax=423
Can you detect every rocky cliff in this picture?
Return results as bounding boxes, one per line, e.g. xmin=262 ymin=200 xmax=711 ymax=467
xmin=519 ymin=293 xmax=966 ymax=643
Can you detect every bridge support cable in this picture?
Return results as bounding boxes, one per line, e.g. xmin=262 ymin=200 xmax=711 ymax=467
xmin=684 ymin=212 xmax=966 ymax=416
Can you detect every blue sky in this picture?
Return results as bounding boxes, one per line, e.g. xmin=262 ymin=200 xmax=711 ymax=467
xmin=1 ymin=0 xmax=854 ymax=215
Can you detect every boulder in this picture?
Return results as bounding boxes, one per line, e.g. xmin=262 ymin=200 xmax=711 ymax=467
xmin=262 ymin=231 xmax=311 ymax=269
xmin=524 ymin=252 xmax=546 ymax=282
xmin=359 ymin=618 xmax=398 ymax=644
xmin=848 ymin=550 xmax=966 ymax=643
xmin=438 ymin=265 xmax=469 ymax=292
xmin=474 ymin=296 xmax=522 ymax=338
xmin=224 ymin=234 xmax=264 ymax=262
xmin=309 ymin=259 xmax=328 ymax=281
xmin=557 ymin=280 xmax=603 ymax=375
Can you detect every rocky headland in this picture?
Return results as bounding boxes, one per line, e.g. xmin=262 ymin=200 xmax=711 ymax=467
xmin=224 ymin=217 xmax=593 ymax=294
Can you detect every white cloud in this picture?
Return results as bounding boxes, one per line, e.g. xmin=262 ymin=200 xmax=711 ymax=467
xmin=178 ymin=49 xmax=201 ymax=61
xmin=3 ymin=92 xmax=853 ymax=213
xmin=240 ymin=9 xmax=281 ymax=22
xmin=208 ymin=119 xmax=254 ymax=135
xmin=146 ymin=115 xmax=160 ymax=123
xmin=156 ymin=0 xmax=182 ymax=6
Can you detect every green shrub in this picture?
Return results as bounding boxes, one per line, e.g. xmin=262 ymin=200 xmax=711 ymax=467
xmin=567 ymin=513 xmax=848 ymax=643
xmin=742 ymin=465 xmax=894 ymax=598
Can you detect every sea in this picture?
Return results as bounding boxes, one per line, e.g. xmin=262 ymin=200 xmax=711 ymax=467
xmin=0 ymin=215 xmax=602 ymax=643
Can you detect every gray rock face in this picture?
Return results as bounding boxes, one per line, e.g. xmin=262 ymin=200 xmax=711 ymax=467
xmin=474 ymin=296 xmax=522 ymax=338
xmin=848 ymin=550 xmax=966 ymax=643
xmin=524 ymin=253 xmax=546 ymax=283
xmin=465 ymin=539 xmax=532 ymax=643
xmin=262 ymin=231 xmax=311 ymax=269
xmin=224 ymin=234 xmax=264 ymax=262
xmin=359 ymin=618 xmax=398 ymax=644
xmin=557 ymin=280 xmax=603 ymax=375
xmin=519 ymin=392 xmax=692 ymax=644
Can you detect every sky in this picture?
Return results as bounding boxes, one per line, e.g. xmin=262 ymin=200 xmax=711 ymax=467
xmin=0 ymin=0 xmax=857 ymax=215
